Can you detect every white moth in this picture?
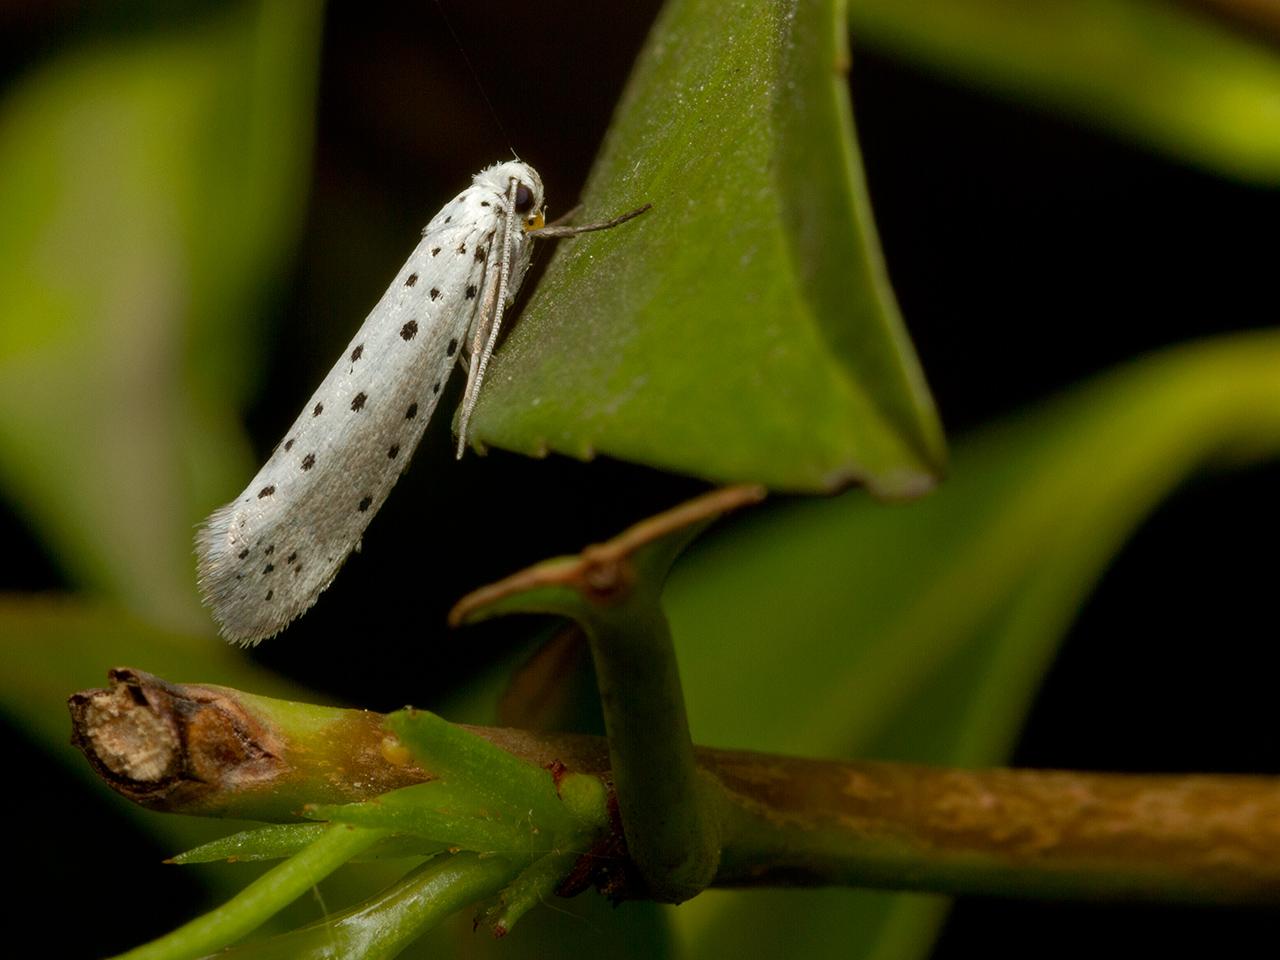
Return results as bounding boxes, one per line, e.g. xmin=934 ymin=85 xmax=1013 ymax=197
xmin=197 ymin=159 xmax=647 ymax=645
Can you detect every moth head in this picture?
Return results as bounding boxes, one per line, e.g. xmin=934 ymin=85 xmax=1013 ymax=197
xmin=477 ymin=160 xmax=545 ymax=231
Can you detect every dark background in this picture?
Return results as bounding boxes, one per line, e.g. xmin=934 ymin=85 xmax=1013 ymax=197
xmin=2 ymin=2 xmax=1276 ymax=956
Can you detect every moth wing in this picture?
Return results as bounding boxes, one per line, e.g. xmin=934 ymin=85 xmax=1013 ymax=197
xmin=196 ymin=221 xmax=493 ymax=644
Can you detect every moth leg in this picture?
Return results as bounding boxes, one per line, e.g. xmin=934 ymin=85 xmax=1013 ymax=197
xmin=456 ymin=178 xmax=518 ymax=458
xmin=454 ymin=198 xmax=650 ymax=458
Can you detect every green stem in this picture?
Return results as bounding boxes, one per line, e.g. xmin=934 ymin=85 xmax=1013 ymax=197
xmin=580 ymin=588 xmax=722 ymax=902
xmin=448 ymin=486 xmax=764 ymax=901
xmin=221 ymin=854 xmax=522 ymax=960
xmin=112 ymin=824 xmax=388 ymax=960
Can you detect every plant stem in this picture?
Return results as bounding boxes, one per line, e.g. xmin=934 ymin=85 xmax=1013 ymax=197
xmin=73 ymin=671 xmax=1280 ymax=906
xmin=450 ymin=485 xmax=766 ymax=902
xmin=223 ymin=853 xmax=523 ymax=959
xmin=578 ymin=587 xmax=723 ymax=902
xmin=113 ymin=823 xmax=387 ymax=960
xmin=69 ymin=667 xmax=428 ymax=820
xmin=706 ymin=751 xmax=1280 ymax=904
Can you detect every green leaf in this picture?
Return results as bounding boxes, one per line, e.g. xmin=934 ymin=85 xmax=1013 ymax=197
xmin=476 ymin=850 xmax=590 ymax=937
xmin=468 ymin=0 xmax=944 ymax=495
xmin=661 ymin=331 xmax=1280 ymax=958
xmin=307 ymin=782 xmax=544 ymax=857
xmin=169 ymin=825 xmax=445 ymax=865
xmin=848 ymin=0 xmax=1280 ymax=184
xmin=0 ymin=2 xmax=321 ymax=624
xmin=170 ymin=824 xmax=334 ymax=864
xmin=387 ymin=709 xmax=574 ymax=836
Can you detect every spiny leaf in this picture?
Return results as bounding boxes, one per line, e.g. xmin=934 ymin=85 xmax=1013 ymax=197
xmin=468 ymin=0 xmax=943 ymax=495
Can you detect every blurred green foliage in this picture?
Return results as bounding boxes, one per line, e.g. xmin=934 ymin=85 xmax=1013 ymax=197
xmin=849 ymin=0 xmax=1280 ymax=184
xmin=663 ymin=331 xmax=1280 ymax=957
xmin=0 ymin=2 xmax=321 ymax=628
xmin=1 ymin=0 xmax=1277 ymax=957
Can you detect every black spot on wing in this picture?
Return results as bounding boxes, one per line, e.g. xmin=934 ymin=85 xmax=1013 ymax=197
xmin=301 ymin=453 xmax=315 ymax=470
xmin=430 ymin=288 xmax=440 ymax=301
xmin=258 ymin=485 xmax=275 ymax=498
xmin=358 ymin=495 xmax=373 ymax=512
xmin=447 ymin=339 xmax=457 ymax=357
xmin=263 ymin=563 xmax=274 ymax=574
xmin=400 ymin=320 xmax=418 ymax=341
xmin=431 ymin=247 xmax=441 ymax=256
xmin=405 ymin=403 xmax=418 ymax=420
xmin=388 ymin=444 xmax=400 ymax=459
xmin=284 ymin=438 xmax=294 ymax=452
xmin=351 ymin=344 xmax=364 ymax=362
xmin=405 ymin=273 xmax=418 ymax=287
xmin=238 ymin=548 xmax=249 ymax=560
xmin=465 ymin=285 xmax=477 ymax=299
xmin=313 ymin=402 xmax=324 ymax=416
xmin=351 ymin=392 xmax=367 ymax=411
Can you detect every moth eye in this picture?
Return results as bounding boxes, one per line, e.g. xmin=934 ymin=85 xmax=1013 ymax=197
xmin=514 ymin=183 xmax=534 ymax=214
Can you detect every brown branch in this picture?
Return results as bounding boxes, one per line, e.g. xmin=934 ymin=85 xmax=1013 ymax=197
xmin=448 ymin=484 xmax=765 ymax=623
xmin=1180 ymin=0 xmax=1280 ymax=47
xmin=71 ymin=669 xmax=1280 ymax=905
xmin=68 ymin=667 xmax=428 ymax=820
xmin=706 ymin=751 xmax=1280 ymax=903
